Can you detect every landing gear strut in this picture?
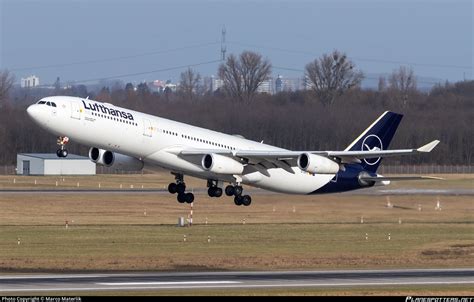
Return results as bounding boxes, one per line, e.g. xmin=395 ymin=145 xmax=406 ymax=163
xmin=56 ymin=136 xmax=69 ymax=158
xmin=207 ymin=179 xmax=223 ymax=198
xmin=225 ymin=184 xmax=251 ymax=206
xmin=168 ymin=173 xmax=194 ymax=204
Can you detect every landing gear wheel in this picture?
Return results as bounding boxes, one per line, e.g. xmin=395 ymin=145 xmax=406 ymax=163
xmin=185 ymin=193 xmax=194 ymax=204
xmin=168 ymin=183 xmax=177 ymax=194
xmin=208 ymin=187 xmax=216 ymax=197
xmin=225 ymin=185 xmax=235 ymax=196
xmin=176 ymin=183 xmax=186 ymax=194
xmin=177 ymin=193 xmax=186 ymax=203
xmin=242 ymin=195 xmax=252 ymax=206
xmin=213 ymin=187 xmax=223 ymax=197
xmin=234 ymin=195 xmax=243 ymax=206
xmin=234 ymin=186 xmax=243 ymax=196
xmin=56 ymin=149 xmax=68 ymax=158
xmin=208 ymin=186 xmax=223 ymax=198
xmin=56 ymin=136 xmax=69 ymax=158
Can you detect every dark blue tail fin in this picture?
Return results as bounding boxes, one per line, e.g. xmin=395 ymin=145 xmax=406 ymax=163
xmin=345 ymin=111 xmax=403 ymax=173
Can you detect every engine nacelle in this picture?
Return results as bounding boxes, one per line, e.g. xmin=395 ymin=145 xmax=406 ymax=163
xmin=201 ymin=153 xmax=244 ymax=175
xmin=88 ymin=147 xmax=144 ymax=171
xmin=297 ymin=153 xmax=340 ymax=174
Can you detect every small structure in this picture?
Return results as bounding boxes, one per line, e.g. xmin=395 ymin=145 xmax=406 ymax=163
xmin=16 ymin=153 xmax=96 ymax=176
xmin=20 ymin=75 xmax=40 ymax=88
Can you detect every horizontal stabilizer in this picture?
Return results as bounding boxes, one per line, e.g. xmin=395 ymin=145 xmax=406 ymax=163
xmin=360 ymin=176 xmax=444 ymax=182
xmin=417 ymin=140 xmax=440 ymax=152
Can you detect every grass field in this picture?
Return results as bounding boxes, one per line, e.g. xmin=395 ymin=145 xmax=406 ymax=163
xmin=0 ymin=173 xmax=472 ymax=295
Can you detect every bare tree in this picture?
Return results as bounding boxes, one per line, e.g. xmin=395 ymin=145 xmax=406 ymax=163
xmin=388 ymin=66 xmax=417 ymax=107
xmin=218 ymin=51 xmax=272 ymax=102
xmin=179 ymin=67 xmax=201 ymax=101
xmin=378 ymin=76 xmax=386 ymax=92
xmin=305 ymin=50 xmax=363 ymax=106
xmin=0 ymin=70 xmax=15 ymax=104
xmin=389 ymin=66 xmax=417 ymax=91
xmin=218 ymin=54 xmax=242 ymax=100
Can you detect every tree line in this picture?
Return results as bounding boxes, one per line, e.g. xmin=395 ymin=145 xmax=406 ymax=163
xmin=0 ymin=50 xmax=472 ymax=167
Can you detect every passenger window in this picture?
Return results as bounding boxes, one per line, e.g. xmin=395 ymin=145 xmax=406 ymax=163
xmin=38 ymin=101 xmax=46 ymax=105
xmin=51 ymin=103 xmax=57 ymax=107
xmin=46 ymin=102 xmax=51 ymax=106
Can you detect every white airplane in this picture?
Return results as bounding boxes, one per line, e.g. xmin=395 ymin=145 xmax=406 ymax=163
xmin=27 ymin=96 xmax=440 ymax=206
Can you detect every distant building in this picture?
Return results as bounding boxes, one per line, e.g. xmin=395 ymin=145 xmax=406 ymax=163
xmin=211 ymin=75 xmax=224 ymax=92
xmin=303 ymin=75 xmax=314 ymax=90
xmin=16 ymin=153 xmax=96 ymax=176
xmin=164 ymin=80 xmax=177 ymax=92
xmin=149 ymin=79 xmax=177 ymax=93
xmin=20 ymin=75 xmax=40 ymax=88
xmin=257 ymin=78 xmax=273 ymax=94
xmin=275 ymin=75 xmax=283 ymax=93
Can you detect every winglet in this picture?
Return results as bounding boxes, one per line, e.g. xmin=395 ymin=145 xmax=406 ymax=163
xmin=417 ymin=140 xmax=440 ymax=153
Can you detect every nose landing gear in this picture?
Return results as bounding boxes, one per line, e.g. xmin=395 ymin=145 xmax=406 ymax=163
xmin=56 ymin=136 xmax=69 ymax=158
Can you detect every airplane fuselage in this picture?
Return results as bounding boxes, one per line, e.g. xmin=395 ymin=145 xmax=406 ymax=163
xmin=27 ymin=96 xmax=378 ymax=195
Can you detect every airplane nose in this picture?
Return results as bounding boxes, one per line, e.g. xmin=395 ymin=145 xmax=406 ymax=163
xmin=26 ymin=104 xmax=39 ymax=119
xmin=26 ymin=104 xmax=46 ymax=125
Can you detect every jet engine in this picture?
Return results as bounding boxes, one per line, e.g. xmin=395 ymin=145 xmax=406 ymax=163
xmin=201 ymin=153 xmax=244 ymax=175
xmin=88 ymin=147 xmax=144 ymax=171
xmin=297 ymin=153 xmax=340 ymax=174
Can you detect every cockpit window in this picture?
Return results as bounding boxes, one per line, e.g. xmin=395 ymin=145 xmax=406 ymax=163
xmin=36 ymin=100 xmax=57 ymax=107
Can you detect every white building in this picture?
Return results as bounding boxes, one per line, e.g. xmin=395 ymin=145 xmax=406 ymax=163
xmin=16 ymin=153 xmax=96 ymax=176
xmin=20 ymin=75 xmax=40 ymax=88
xmin=257 ymin=78 xmax=273 ymax=94
xmin=211 ymin=76 xmax=224 ymax=92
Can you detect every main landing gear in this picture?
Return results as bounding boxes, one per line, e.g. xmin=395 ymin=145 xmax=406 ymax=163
xmin=167 ymin=174 xmax=252 ymax=206
xmin=225 ymin=184 xmax=252 ymax=206
xmin=209 ymin=180 xmax=251 ymax=206
xmin=168 ymin=173 xmax=194 ymax=204
xmin=56 ymin=136 xmax=69 ymax=158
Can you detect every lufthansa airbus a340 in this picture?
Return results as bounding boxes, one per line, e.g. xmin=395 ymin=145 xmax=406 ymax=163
xmin=27 ymin=96 xmax=440 ymax=206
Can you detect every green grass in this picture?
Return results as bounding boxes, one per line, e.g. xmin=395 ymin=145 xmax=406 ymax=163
xmin=1 ymin=223 xmax=473 ymax=272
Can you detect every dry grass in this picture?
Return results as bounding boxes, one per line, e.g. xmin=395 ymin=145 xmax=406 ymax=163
xmin=0 ymin=173 xmax=473 ymax=273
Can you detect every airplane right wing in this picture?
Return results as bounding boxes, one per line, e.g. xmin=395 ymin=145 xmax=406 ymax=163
xmin=175 ymin=140 xmax=440 ymax=175
xmin=233 ymin=140 xmax=440 ymax=163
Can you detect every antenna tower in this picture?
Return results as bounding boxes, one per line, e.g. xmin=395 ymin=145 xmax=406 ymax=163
xmin=221 ymin=26 xmax=227 ymax=61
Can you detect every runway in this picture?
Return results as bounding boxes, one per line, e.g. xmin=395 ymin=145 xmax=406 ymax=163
xmin=0 ymin=188 xmax=473 ymax=195
xmin=1 ymin=269 xmax=473 ymax=293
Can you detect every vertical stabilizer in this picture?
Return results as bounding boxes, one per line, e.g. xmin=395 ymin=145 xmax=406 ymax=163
xmin=344 ymin=111 xmax=403 ymax=173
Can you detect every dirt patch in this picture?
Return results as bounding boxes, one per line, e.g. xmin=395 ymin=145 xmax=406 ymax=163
xmin=421 ymin=241 xmax=474 ymax=259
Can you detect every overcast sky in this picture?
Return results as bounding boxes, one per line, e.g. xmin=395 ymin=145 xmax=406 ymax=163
xmin=1 ymin=0 xmax=472 ymax=85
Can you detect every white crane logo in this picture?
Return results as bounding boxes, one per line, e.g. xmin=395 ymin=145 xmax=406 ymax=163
xmin=361 ymin=134 xmax=383 ymax=165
